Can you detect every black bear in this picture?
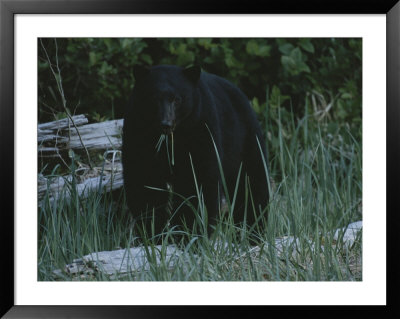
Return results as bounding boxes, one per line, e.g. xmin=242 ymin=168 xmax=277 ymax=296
xmin=122 ymin=65 xmax=269 ymax=237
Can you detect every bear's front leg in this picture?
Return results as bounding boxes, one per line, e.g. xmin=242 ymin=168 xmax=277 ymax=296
xmin=125 ymin=170 xmax=171 ymax=238
xmin=172 ymin=147 xmax=221 ymax=236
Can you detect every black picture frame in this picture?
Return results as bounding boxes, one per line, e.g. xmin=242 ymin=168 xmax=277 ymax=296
xmin=1 ymin=0 xmax=398 ymax=317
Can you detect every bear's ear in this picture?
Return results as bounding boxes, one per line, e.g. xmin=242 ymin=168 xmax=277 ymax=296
xmin=183 ymin=65 xmax=201 ymax=84
xmin=133 ymin=65 xmax=150 ymax=81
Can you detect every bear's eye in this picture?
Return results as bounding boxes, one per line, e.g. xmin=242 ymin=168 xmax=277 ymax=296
xmin=166 ymin=95 xmax=175 ymax=103
xmin=173 ymin=95 xmax=182 ymax=104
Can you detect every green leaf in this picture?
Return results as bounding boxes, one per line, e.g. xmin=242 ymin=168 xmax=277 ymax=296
xmin=257 ymin=45 xmax=271 ymax=57
xmin=251 ymin=97 xmax=260 ymax=114
xmin=198 ymin=38 xmax=213 ymax=49
xmin=103 ymin=38 xmax=112 ymax=50
xmin=290 ymin=47 xmax=302 ymax=62
xmin=341 ymin=92 xmax=353 ymax=99
xmin=298 ymin=39 xmax=315 ymax=53
xmin=140 ymin=53 xmax=153 ymax=65
xmin=278 ymin=43 xmax=294 ymax=55
xmin=298 ymin=62 xmax=311 ymax=73
xmin=121 ymin=39 xmax=134 ymax=49
xmin=281 ymin=55 xmax=297 ymax=70
xmin=269 ymin=85 xmax=291 ymax=110
xmin=246 ymin=40 xmax=259 ymax=55
xmin=89 ymin=52 xmax=97 ymax=66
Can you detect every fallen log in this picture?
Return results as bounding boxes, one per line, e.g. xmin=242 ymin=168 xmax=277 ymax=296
xmin=38 ymin=115 xmax=125 ymax=205
xmin=38 ymin=115 xmax=123 ymax=157
xmin=53 ymin=221 xmax=362 ymax=280
xmin=38 ymin=114 xmax=88 ymax=131
xmin=38 ymin=154 xmax=123 ymax=206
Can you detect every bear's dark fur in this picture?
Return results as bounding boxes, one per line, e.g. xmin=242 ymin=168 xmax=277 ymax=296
xmin=122 ymin=65 xmax=269 ymax=237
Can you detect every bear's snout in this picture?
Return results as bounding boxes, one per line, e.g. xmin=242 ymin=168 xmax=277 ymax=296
xmin=159 ymin=101 xmax=176 ymax=134
xmin=161 ymin=121 xmax=175 ymax=134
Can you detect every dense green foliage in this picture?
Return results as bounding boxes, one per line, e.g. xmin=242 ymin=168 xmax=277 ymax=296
xmin=38 ymin=38 xmax=361 ymax=134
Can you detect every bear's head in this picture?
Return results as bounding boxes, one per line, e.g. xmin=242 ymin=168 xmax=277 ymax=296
xmin=132 ymin=65 xmax=201 ymax=135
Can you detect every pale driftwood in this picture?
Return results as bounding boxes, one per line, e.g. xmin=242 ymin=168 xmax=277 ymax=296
xmin=38 ymin=114 xmax=88 ymax=131
xmin=55 ymin=221 xmax=362 ymax=280
xmin=38 ymin=114 xmax=88 ymax=146
xmin=66 ymin=119 xmax=123 ymax=150
xmin=38 ymin=115 xmax=125 ymax=205
xmin=38 ymin=160 xmax=123 ymax=206
xmin=261 ymin=221 xmax=362 ymax=258
xmin=333 ymin=220 xmax=363 ymax=247
xmin=38 ymin=115 xmax=123 ymax=157
xmin=64 ymin=245 xmax=188 ymax=279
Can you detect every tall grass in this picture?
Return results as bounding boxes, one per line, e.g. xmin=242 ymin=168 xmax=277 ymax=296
xmin=38 ymin=97 xmax=362 ymax=281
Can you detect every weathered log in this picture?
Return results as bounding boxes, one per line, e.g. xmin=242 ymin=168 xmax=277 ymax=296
xmin=38 ymin=159 xmax=123 ymax=206
xmin=70 ymin=119 xmax=123 ymax=150
xmin=38 ymin=114 xmax=88 ymax=131
xmin=64 ymin=245 xmax=187 ymax=279
xmin=38 ymin=115 xmax=125 ymax=205
xmin=38 ymin=115 xmax=123 ymax=157
xmin=54 ymin=221 xmax=362 ymax=280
